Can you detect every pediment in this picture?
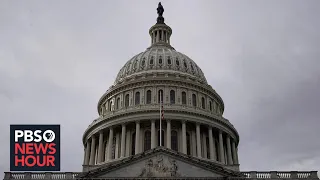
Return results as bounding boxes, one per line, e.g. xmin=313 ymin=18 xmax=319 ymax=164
xmin=78 ymin=148 xmax=243 ymax=178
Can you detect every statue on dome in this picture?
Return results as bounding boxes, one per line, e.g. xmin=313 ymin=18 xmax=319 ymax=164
xmin=157 ymin=2 xmax=164 ymax=17
xmin=156 ymin=2 xmax=165 ymax=24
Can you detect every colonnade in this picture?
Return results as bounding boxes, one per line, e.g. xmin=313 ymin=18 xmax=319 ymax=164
xmin=151 ymin=28 xmax=170 ymax=44
xmin=83 ymin=120 xmax=239 ymax=166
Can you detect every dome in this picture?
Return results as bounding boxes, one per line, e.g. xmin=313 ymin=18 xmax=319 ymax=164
xmin=114 ymin=46 xmax=208 ymax=85
xmin=82 ymin=3 xmax=240 ymax=173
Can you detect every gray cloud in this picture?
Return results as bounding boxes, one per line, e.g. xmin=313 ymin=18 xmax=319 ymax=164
xmin=0 ymin=0 xmax=319 ymax=175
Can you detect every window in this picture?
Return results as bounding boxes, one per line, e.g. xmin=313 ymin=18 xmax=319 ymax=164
xmin=135 ymin=92 xmax=140 ymax=105
xmin=167 ymin=57 xmax=171 ymax=65
xmin=183 ymin=60 xmax=187 ymax=68
xmin=144 ymin=131 xmax=151 ymax=151
xmin=146 ymin=90 xmax=152 ymax=104
xmin=182 ymin=91 xmax=187 ymax=105
xmin=171 ymin=130 xmax=178 ymax=151
xmin=150 ymin=57 xmax=154 ymax=65
xmin=125 ymin=94 xmax=129 ymax=107
xmin=109 ymin=101 xmax=112 ymax=111
xmin=187 ymin=132 xmax=191 ymax=155
xmin=176 ymin=58 xmax=180 ymax=66
xmin=116 ymin=97 xmax=120 ymax=109
xmin=141 ymin=59 xmax=145 ymax=67
xmin=131 ymin=132 xmax=136 ymax=155
xmin=158 ymin=90 xmax=164 ymax=103
xmin=170 ymin=90 xmax=175 ymax=104
xmin=201 ymin=97 xmax=205 ymax=109
xmin=209 ymin=101 xmax=212 ymax=111
xmin=192 ymin=94 xmax=197 ymax=107
xmin=159 ymin=56 xmax=162 ymax=64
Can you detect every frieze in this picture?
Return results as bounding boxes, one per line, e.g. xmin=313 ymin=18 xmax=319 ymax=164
xmin=139 ymin=155 xmax=180 ymax=177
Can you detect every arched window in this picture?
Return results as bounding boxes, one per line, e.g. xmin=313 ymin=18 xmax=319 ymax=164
xmin=131 ymin=132 xmax=136 ymax=155
xmin=116 ymin=97 xmax=120 ymax=109
xmin=158 ymin=90 xmax=163 ymax=103
xmin=135 ymin=92 xmax=140 ymax=105
xmin=158 ymin=130 xmax=164 ymax=146
xmin=209 ymin=101 xmax=212 ymax=111
xmin=109 ymin=101 xmax=112 ymax=111
xmin=182 ymin=91 xmax=187 ymax=105
xmin=125 ymin=94 xmax=129 ymax=107
xmin=171 ymin=130 xmax=178 ymax=151
xmin=144 ymin=130 xmax=151 ymax=151
xmin=159 ymin=56 xmax=163 ymax=64
xmin=186 ymin=132 xmax=191 ymax=155
xmin=167 ymin=57 xmax=171 ymax=65
xmin=150 ymin=57 xmax=154 ymax=65
xmin=146 ymin=90 xmax=152 ymax=104
xmin=192 ymin=94 xmax=197 ymax=107
xmin=170 ymin=90 xmax=175 ymax=104
xmin=201 ymin=97 xmax=205 ymax=109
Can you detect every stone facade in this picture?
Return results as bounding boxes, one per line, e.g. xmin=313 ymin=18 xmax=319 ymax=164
xmin=3 ymin=3 xmax=318 ymax=180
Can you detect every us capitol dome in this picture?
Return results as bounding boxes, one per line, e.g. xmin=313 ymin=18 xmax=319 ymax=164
xmin=82 ymin=2 xmax=239 ymax=172
xmin=4 ymin=3 xmax=318 ymax=180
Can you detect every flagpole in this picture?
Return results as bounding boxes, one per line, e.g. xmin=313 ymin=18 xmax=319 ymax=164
xmin=159 ymin=91 xmax=162 ymax=146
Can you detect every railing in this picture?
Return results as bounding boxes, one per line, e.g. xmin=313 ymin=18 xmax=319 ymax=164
xmin=241 ymin=171 xmax=319 ymax=179
xmin=3 ymin=171 xmax=319 ymax=180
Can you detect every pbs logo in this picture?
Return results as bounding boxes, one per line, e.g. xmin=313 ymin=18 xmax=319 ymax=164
xmin=15 ymin=130 xmax=56 ymax=143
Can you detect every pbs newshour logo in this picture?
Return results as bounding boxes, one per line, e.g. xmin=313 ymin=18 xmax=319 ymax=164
xmin=10 ymin=125 xmax=60 ymax=171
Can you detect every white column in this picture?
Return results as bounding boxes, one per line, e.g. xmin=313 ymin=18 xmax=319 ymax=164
xmin=135 ymin=121 xmax=140 ymax=154
xmin=196 ymin=123 xmax=201 ymax=158
xmin=151 ymin=120 xmax=156 ymax=149
xmin=115 ymin=133 xmax=120 ymax=159
xmin=97 ymin=131 xmax=104 ymax=163
xmin=226 ymin=135 xmax=233 ymax=165
xmin=182 ymin=121 xmax=187 ymax=154
xmin=208 ymin=127 xmax=215 ymax=160
xmin=166 ymin=120 xmax=171 ymax=149
xmin=202 ymin=134 xmax=207 ymax=158
xmin=125 ymin=129 xmax=131 ymax=157
xmin=161 ymin=30 xmax=164 ymax=42
xmin=89 ymin=135 xmax=96 ymax=165
xmin=84 ymin=141 xmax=91 ymax=165
xmin=120 ymin=124 xmax=126 ymax=158
xmin=219 ymin=130 xmax=225 ymax=163
xmin=107 ymin=127 xmax=114 ymax=161
xmin=231 ymin=140 xmax=238 ymax=164
xmin=156 ymin=30 xmax=159 ymax=42
xmin=191 ymin=130 xmax=197 ymax=156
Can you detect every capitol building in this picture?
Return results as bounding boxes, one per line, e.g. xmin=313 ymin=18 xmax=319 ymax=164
xmin=4 ymin=3 xmax=319 ymax=180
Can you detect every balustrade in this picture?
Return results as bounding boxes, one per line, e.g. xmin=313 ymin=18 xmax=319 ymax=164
xmin=3 ymin=171 xmax=318 ymax=180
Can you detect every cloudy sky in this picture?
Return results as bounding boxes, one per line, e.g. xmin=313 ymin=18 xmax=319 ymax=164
xmin=1 ymin=0 xmax=320 ymax=176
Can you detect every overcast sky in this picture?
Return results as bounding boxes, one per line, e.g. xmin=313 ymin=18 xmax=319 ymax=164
xmin=1 ymin=0 xmax=320 ymax=176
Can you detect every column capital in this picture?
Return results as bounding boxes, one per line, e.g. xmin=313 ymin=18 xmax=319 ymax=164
xmin=151 ymin=119 xmax=155 ymax=123
xmin=166 ymin=119 xmax=171 ymax=123
xmin=181 ymin=120 xmax=186 ymax=124
xmin=121 ymin=123 xmax=127 ymax=127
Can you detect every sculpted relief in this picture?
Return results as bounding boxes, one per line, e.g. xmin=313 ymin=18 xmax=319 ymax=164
xmin=139 ymin=155 xmax=180 ymax=177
